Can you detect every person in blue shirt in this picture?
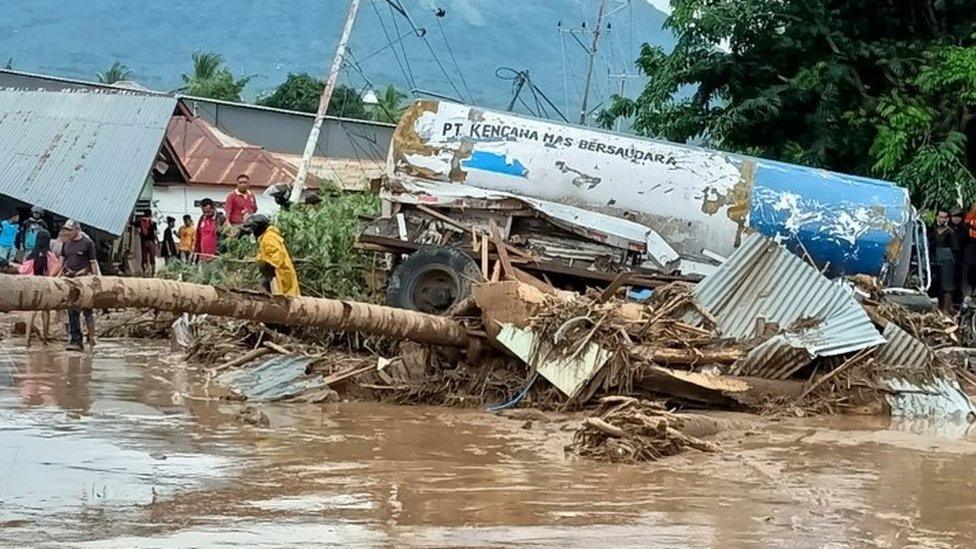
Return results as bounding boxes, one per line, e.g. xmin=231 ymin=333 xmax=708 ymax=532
xmin=0 ymin=212 xmax=19 ymax=262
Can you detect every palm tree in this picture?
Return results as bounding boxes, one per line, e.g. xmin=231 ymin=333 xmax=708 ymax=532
xmin=179 ymin=51 xmax=249 ymax=102
xmin=96 ymin=61 xmax=133 ymax=84
xmin=181 ymin=51 xmax=224 ymax=88
xmin=371 ymin=85 xmax=408 ymax=123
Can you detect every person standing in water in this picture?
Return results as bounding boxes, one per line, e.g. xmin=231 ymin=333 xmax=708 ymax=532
xmin=52 ymin=220 xmax=100 ymax=351
xmin=17 ymin=228 xmax=58 ymax=346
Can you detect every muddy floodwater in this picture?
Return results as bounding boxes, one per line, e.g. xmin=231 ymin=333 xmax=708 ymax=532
xmin=1 ymin=340 xmax=975 ymax=548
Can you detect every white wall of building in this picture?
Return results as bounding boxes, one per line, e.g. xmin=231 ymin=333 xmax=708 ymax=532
xmin=152 ymin=184 xmax=280 ymax=222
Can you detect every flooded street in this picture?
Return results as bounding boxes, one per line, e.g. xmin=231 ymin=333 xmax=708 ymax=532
xmin=1 ymin=339 xmax=975 ymax=548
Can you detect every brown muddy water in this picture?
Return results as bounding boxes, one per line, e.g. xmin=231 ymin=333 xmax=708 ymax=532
xmin=0 ymin=339 xmax=975 ymax=548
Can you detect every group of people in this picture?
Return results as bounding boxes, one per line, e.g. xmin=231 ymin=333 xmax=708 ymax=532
xmin=0 ymin=173 xmax=299 ymax=353
xmin=0 ymin=208 xmax=100 ymax=351
xmin=137 ymin=174 xmax=260 ymax=275
xmin=138 ymin=173 xmax=300 ymax=297
xmin=928 ymin=207 xmax=976 ymax=312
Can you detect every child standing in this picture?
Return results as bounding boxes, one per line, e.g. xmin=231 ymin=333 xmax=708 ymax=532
xmin=178 ymin=214 xmax=196 ymax=262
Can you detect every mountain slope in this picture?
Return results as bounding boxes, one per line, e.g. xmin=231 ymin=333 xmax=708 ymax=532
xmin=1 ymin=0 xmax=672 ymax=116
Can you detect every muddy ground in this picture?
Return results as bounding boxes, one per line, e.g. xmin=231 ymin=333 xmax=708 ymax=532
xmin=0 ymin=333 xmax=975 ymax=548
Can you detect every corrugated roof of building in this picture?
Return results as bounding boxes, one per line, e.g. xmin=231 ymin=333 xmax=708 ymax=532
xmin=693 ymin=233 xmax=886 ymax=364
xmin=165 ymin=115 xmax=324 ymax=189
xmin=0 ymin=89 xmax=176 ymax=235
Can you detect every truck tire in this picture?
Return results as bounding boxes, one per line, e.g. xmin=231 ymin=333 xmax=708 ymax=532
xmin=387 ymin=247 xmax=482 ymax=314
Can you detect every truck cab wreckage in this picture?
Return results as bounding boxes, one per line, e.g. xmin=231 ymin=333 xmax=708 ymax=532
xmin=360 ymin=100 xmax=929 ymax=314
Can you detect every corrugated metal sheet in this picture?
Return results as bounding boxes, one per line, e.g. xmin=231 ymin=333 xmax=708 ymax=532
xmin=694 ymin=234 xmax=886 ymax=369
xmin=884 ymin=377 xmax=975 ymax=419
xmin=875 ymin=322 xmax=933 ymax=368
xmin=0 ymin=89 xmax=176 ymax=235
xmin=217 ymin=355 xmax=325 ymax=401
xmin=166 ymin=115 xmax=324 ymax=189
xmin=729 ymin=335 xmax=814 ymax=379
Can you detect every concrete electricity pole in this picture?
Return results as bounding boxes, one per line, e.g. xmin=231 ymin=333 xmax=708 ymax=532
xmin=290 ymin=0 xmax=362 ymax=204
xmin=578 ymin=0 xmax=607 ymax=126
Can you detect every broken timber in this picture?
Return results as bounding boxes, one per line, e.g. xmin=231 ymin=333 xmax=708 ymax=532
xmin=0 ymin=275 xmax=470 ymax=348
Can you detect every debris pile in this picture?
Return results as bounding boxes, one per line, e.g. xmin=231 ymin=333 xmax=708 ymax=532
xmin=159 ymin=233 xmax=973 ymax=434
xmin=482 ymin=234 xmax=975 ymax=419
xmin=569 ymin=396 xmax=719 ymax=463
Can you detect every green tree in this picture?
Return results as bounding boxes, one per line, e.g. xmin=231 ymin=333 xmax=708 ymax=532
xmin=371 ymin=85 xmax=407 ymax=123
xmin=257 ymin=73 xmax=368 ymax=119
xmin=599 ymin=0 xmax=976 ymax=209
xmin=180 ymin=51 xmax=249 ymax=102
xmin=97 ymin=61 xmax=132 ymax=84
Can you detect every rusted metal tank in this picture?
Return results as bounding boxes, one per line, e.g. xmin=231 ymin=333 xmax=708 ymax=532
xmin=388 ymin=100 xmax=922 ymax=286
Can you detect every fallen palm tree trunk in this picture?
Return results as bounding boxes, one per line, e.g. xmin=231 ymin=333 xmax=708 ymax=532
xmin=0 ymin=275 xmax=469 ymax=348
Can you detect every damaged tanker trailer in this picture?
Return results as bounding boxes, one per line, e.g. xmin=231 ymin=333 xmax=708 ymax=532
xmin=358 ymin=99 xmax=928 ymax=313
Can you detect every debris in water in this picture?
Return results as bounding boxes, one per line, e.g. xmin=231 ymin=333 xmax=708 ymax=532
xmin=235 ymin=405 xmax=270 ymax=427
xmin=569 ymin=396 xmax=719 ymax=463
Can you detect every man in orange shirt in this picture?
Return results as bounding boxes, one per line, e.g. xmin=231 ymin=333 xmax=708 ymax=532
xmin=224 ymin=174 xmax=258 ymax=226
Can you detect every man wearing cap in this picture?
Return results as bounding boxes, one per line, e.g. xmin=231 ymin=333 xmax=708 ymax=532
xmin=52 ymin=220 xmax=100 ymax=351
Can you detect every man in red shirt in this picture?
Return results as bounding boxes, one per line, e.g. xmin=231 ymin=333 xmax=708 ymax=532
xmin=224 ymin=174 xmax=258 ymax=226
xmin=194 ymin=198 xmax=219 ymax=261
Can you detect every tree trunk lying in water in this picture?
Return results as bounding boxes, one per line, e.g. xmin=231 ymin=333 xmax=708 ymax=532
xmin=0 ymin=275 xmax=470 ymax=348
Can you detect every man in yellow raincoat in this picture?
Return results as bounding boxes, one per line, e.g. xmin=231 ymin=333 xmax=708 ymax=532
xmin=243 ymin=214 xmax=300 ymax=296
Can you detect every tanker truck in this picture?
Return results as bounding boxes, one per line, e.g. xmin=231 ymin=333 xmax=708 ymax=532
xmin=358 ymin=100 xmax=929 ymax=314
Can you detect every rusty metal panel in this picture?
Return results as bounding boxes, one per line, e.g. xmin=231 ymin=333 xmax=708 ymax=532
xmin=165 ymin=115 xmax=322 ymax=189
xmin=0 ymin=89 xmax=176 ymax=235
xmin=694 ymin=234 xmax=886 ymax=361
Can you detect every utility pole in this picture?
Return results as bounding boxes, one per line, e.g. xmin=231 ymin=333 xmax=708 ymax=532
xmin=608 ymin=71 xmax=640 ymax=130
xmin=290 ymin=0 xmax=362 ymax=204
xmin=578 ymin=0 xmax=607 ymax=126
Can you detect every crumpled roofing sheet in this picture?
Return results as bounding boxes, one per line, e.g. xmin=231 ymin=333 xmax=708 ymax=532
xmin=695 ymin=233 xmax=886 ymax=378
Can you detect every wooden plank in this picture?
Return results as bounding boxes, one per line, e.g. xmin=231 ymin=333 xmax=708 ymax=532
xmin=480 ymin=234 xmax=490 ymax=280
xmin=417 ymin=204 xmax=470 ymax=231
xmin=263 ymin=341 xmax=292 ymax=355
xmin=213 ymin=347 xmax=273 ymax=372
xmin=322 ymin=362 xmax=376 ymax=386
xmin=598 ymin=271 xmax=633 ymax=302
xmin=509 ymin=266 xmax=557 ymax=294
xmin=489 ymin=218 xmax=514 ymax=280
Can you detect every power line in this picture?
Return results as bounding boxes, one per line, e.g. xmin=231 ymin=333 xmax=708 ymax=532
xmin=355 ymin=28 xmax=414 ymax=65
xmin=343 ymin=51 xmax=402 ymax=124
xmin=495 ymin=67 xmax=568 ymax=122
xmin=433 ymin=11 xmax=474 ymax=103
xmin=383 ymin=0 xmax=469 ymax=103
xmin=369 ymin=0 xmax=415 ymax=91
xmin=385 ymin=0 xmax=418 ymax=91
